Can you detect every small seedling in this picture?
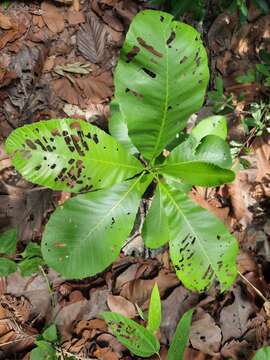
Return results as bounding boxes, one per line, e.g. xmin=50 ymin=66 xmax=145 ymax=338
xmin=5 ymin=10 xmax=238 ymax=293
xmin=30 ymin=324 xmax=58 ymax=360
xmin=252 ymin=346 xmax=270 ymax=359
xmin=102 ymin=284 xmax=193 ymax=359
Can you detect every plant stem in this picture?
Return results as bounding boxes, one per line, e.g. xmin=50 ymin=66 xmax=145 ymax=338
xmin=39 ymin=266 xmax=56 ymax=317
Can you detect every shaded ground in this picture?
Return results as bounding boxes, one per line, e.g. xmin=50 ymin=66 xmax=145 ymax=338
xmin=0 ymin=0 xmax=270 ymax=359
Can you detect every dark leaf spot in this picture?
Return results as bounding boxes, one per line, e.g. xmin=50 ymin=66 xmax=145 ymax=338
xmin=126 ymin=46 xmax=140 ymax=63
xmin=166 ymin=31 xmax=176 ymax=47
xmin=180 ymin=56 xmax=188 ymax=64
xmin=137 ymin=37 xmax=163 ymax=58
xmin=142 ymin=67 xmax=156 ymax=78
xmin=25 ymin=139 xmax=37 ymax=150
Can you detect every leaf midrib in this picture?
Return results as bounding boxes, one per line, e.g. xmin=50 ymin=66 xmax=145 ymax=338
xmin=159 ymin=181 xmax=217 ymax=283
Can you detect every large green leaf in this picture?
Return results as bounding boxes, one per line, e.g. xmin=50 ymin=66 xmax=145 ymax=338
xmin=142 ymin=182 xmax=169 ymax=249
xmin=252 ymin=347 xmax=270 ymax=360
xmin=5 ymin=119 xmax=143 ymax=193
xmin=102 ymin=311 xmax=160 ymax=357
xmin=159 ymin=135 xmax=235 ymax=186
xmin=115 ymin=10 xmax=209 ymax=160
xmin=167 ymin=308 xmax=193 ymax=360
xmin=159 ymin=182 xmax=238 ymax=292
xmin=42 ymin=174 xmax=151 ymax=278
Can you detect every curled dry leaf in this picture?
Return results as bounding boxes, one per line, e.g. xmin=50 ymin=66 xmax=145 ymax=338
xmin=41 ymin=1 xmax=65 ymax=34
xmin=77 ymin=13 xmax=107 ymax=64
xmin=107 ymin=294 xmax=137 ymax=318
xmin=190 ymin=308 xmax=222 ymax=356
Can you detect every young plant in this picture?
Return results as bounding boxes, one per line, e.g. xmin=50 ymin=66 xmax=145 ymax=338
xmin=5 ymin=10 xmax=238 ymax=292
xmin=252 ymin=346 xmax=270 ymax=360
xmin=30 ymin=324 xmax=58 ymax=360
xmin=102 ymin=284 xmax=193 ymax=359
xmin=0 ymin=228 xmax=44 ymax=277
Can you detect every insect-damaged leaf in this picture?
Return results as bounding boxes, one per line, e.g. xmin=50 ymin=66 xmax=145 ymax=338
xmin=115 ymin=10 xmax=209 ymax=160
xmin=159 ymin=182 xmax=238 ymax=292
xmin=191 ymin=115 xmax=228 ymax=142
xmin=5 ymin=119 xmax=143 ymax=193
xmin=102 ymin=311 xmax=160 ymax=357
xmin=42 ymin=175 xmax=152 ymax=279
xmin=142 ymin=182 xmax=170 ymax=249
xmin=160 ymin=135 xmax=234 ymax=187
xmin=167 ymin=308 xmax=193 ymax=360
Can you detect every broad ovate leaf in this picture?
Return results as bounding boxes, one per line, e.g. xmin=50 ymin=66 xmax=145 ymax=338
xmin=160 ymin=135 xmax=235 ymax=186
xmin=115 ymin=10 xmax=209 ymax=160
xmin=191 ymin=115 xmax=227 ymax=141
xmin=142 ymin=182 xmax=169 ymax=248
xmin=159 ymin=182 xmax=238 ymax=292
xmin=109 ymin=100 xmax=138 ymax=155
xmin=147 ymin=283 xmax=161 ymax=334
xmin=5 ymin=119 xmax=143 ymax=193
xmin=168 ymin=308 xmax=193 ymax=360
xmin=42 ymin=174 xmax=151 ymax=279
xmin=0 ymin=228 xmax=17 ymax=254
xmin=0 ymin=258 xmax=17 ymax=276
xmin=102 ymin=311 xmax=160 ymax=357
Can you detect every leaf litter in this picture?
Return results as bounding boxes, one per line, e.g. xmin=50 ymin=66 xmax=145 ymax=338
xmin=1 ymin=0 xmax=270 ymax=359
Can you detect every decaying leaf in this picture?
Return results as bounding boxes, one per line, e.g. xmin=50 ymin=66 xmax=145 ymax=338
xmin=219 ymin=285 xmax=255 ymax=343
xmin=107 ymin=294 xmax=137 ymax=318
xmin=77 ymin=13 xmax=107 ymax=64
xmin=0 ymin=12 xmax=12 ymax=30
xmin=41 ymin=1 xmax=65 ymax=34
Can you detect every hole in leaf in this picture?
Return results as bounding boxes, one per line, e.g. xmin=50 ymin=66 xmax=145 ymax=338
xmin=180 ymin=56 xmax=188 ymax=64
xmin=142 ymin=67 xmax=156 ymax=78
xmin=166 ymin=31 xmax=176 ymax=47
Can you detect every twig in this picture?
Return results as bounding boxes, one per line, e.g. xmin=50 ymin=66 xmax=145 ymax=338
xmin=238 ymin=270 xmax=268 ymax=303
xmin=0 ymin=335 xmax=36 ymax=348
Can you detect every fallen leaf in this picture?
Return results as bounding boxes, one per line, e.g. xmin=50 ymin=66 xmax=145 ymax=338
xmin=77 ymin=12 xmax=107 ymax=64
xmin=160 ymin=286 xmax=199 ymax=343
xmin=0 ymin=12 xmax=12 ymax=30
xmin=190 ymin=308 xmax=222 ymax=356
xmin=219 ymin=285 xmax=255 ymax=343
xmin=107 ymin=294 xmax=136 ymax=318
xmin=0 ymin=23 xmax=27 ymax=50
xmin=221 ymin=339 xmax=249 ymax=360
xmin=41 ymin=1 xmax=65 ymax=34
xmin=66 ymin=9 xmax=85 ymax=25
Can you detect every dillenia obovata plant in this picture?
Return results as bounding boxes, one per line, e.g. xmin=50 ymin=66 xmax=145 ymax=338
xmin=5 ymin=10 xmax=238 ymax=292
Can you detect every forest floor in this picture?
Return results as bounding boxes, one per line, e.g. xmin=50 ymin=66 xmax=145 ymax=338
xmin=0 ymin=0 xmax=270 ymax=359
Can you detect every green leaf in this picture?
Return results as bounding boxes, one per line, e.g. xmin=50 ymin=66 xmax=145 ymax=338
xmin=18 ymin=257 xmax=44 ymax=277
xmin=0 ymin=228 xmax=17 ymax=254
xmin=147 ymin=283 xmax=161 ymax=334
xmin=0 ymin=258 xmax=17 ymax=276
xmin=30 ymin=341 xmax=57 ymax=360
xmin=102 ymin=311 xmax=160 ymax=357
xmin=142 ymin=182 xmax=170 ymax=249
xmin=191 ymin=116 xmax=228 ymax=141
xmin=236 ymin=69 xmax=256 ymax=84
xmin=159 ymin=182 xmax=238 ymax=292
xmin=22 ymin=242 xmax=42 ymax=259
xmin=252 ymin=346 xmax=270 ymax=360
xmin=109 ymin=100 xmax=138 ymax=155
xmin=5 ymin=119 xmax=144 ymax=193
xmin=167 ymin=308 xmax=193 ymax=360
xmin=256 ymin=64 xmax=270 ymax=77
xmin=42 ymin=324 xmax=58 ymax=343
xmin=115 ymin=10 xmax=209 ymax=160
xmin=159 ymin=135 xmax=235 ymax=187
xmin=42 ymin=174 xmax=152 ymax=278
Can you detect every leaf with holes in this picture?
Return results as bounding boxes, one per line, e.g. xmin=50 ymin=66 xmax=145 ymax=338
xmin=5 ymin=119 xmax=143 ymax=193
xmin=115 ymin=10 xmax=209 ymax=160
xmin=168 ymin=308 xmax=193 ymax=360
xmin=159 ymin=135 xmax=234 ymax=186
xmin=142 ymin=182 xmax=169 ymax=249
xmin=159 ymin=182 xmax=238 ymax=292
xmin=102 ymin=311 xmax=160 ymax=357
xmin=147 ymin=283 xmax=161 ymax=334
xmin=42 ymin=174 xmax=152 ymax=278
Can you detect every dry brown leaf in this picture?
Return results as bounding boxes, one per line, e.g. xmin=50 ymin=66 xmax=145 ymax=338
xmin=190 ymin=308 xmax=222 ymax=356
xmin=107 ymin=294 xmax=136 ymax=318
xmin=102 ymin=10 xmax=124 ymax=32
xmin=120 ymin=270 xmax=179 ymax=306
xmin=219 ymin=285 xmax=255 ymax=343
xmin=221 ymin=339 xmax=249 ymax=360
xmin=41 ymin=1 xmax=65 ymax=34
xmin=160 ymin=286 xmax=199 ymax=343
xmin=0 ymin=23 xmax=27 ymax=50
xmin=77 ymin=13 xmax=107 ymax=64
xmin=66 ymin=10 xmax=85 ymax=25
xmin=0 ymin=12 xmax=12 ymax=30
xmin=252 ymin=135 xmax=270 ymax=182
